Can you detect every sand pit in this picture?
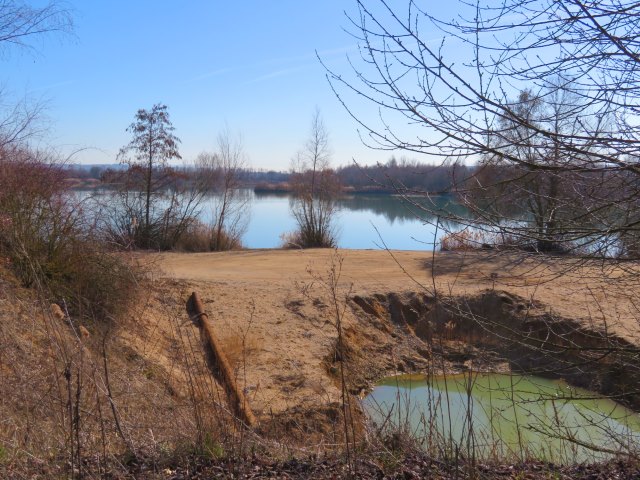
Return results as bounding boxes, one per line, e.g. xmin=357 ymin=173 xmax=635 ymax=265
xmin=121 ymin=249 xmax=640 ymax=436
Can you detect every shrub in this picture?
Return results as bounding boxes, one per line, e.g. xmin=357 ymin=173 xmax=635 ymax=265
xmin=209 ymin=225 xmax=243 ymax=251
xmin=173 ymin=220 xmax=212 ymax=252
xmin=280 ymin=225 xmax=337 ymax=249
xmin=0 ymin=147 xmax=138 ymax=322
xmin=48 ymin=239 xmax=139 ymax=322
xmin=289 ymin=170 xmax=340 ymax=249
xmin=100 ymin=177 xmax=207 ymax=251
xmin=440 ymin=230 xmax=489 ymax=251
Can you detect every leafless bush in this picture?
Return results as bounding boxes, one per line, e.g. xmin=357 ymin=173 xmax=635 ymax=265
xmin=439 ymin=230 xmax=523 ymax=252
xmin=301 ymin=251 xmax=359 ymax=474
xmin=195 ymin=127 xmax=251 ymax=251
xmin=101 ymin=176 xmax=206 ymax=251
xmin=290 ymin=110 xmax=341 ymax=248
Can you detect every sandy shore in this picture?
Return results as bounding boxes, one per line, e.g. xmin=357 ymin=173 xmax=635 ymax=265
xmin=156 ymin=248 xmax=639 ymax=336
xmin=120 ymin=248 xmax=640 ymax=430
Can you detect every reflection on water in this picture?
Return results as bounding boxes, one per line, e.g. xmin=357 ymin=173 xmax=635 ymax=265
xmin=337 ymin=194 xmax=468 ymax=224
xmin=363 ymin=373 xmax=640 ymax=464
xmin=246 ymin=192 xmax=465 ymax=249
xmin=254 ymin=192 xmax=466 ymax=224
xmin=78 ymin=189 xmax=627 ymax=253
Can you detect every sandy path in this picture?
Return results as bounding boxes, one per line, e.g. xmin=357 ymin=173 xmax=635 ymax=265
xmin=156 ymin=249 xmax=429 ymax=288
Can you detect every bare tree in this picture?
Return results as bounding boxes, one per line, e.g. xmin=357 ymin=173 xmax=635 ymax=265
xmin=289 ymin=109 xmax=341 ymax=248
xmin=110 ymin=104 xmax=208 ymax=250
xmin=0 ymin=94 xmax=47 ymax=149
xmin=0 ymin=0 xmax=72 ymax=53
xmin=325 ymin=0 xmax=640 ymax=258
xmin=470 ymin=87 xmax=607 ymax=252
xmin=0 ymin=1 xmax=72 ymax=148
xmin=323 ymin=0 xmax=640 ymax=463
xmin=118 ymin=103 xmax=181 ymax=238
xmin=196 ymin=128 xmax=250 ymax=250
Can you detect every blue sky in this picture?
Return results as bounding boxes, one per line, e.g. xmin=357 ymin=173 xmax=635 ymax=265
xmin=5 ymin=1 xmax=432 ymax=169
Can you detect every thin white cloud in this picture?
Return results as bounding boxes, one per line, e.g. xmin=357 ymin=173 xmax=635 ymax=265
xmin=190 ymin=67 xmax=234 ymax=82
xmin=188 ymin=43 xmax=359 ymax=84
xmin=244 ymin=64 xmax=315 ymax=85
xmin=261 ymin=43 xmax=359 ymax=67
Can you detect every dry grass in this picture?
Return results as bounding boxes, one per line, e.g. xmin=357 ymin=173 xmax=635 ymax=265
xmin=173 ymin=220 xmax=243 ymax=252
xmin=173 ymin=220 xmax=212 ymax=252
xmin=223 ymin=331 xmax=263 ymax=372
xmin=0 ymin=265 xmax=249 ymax=478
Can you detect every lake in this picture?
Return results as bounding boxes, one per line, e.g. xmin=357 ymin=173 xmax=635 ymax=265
xmin=81 ymin=188 xmax=627 ymax=255
xmin=201 ymin=191 xmax=463 ymax=250
xmin=81 ymin=189 xmax=464 ymax=250
xmin=363 ymin=373 xmax=640 ymax=464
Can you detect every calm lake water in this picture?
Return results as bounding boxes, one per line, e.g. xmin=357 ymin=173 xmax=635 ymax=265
xmin=363 ymin=373 xmax=640 ymax=464
xmin=81 ymin=189 xmax=464 ymax=249
xmin=206 ymin=191 xmax=463 ymax=250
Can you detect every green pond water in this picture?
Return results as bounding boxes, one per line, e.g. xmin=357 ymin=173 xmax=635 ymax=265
xmin=363 ymin=373 xmax=640 ymax=464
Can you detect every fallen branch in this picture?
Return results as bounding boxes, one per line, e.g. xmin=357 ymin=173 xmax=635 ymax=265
xmin=186 ymin=291 xmax=257 ymax=427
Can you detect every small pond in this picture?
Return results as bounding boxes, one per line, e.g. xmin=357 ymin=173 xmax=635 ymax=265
xmin=363 ymin=373 xmax=640 ymax=464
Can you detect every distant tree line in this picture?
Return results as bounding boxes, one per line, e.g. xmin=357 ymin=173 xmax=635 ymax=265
xmin=68 ymin=157 xmax=468 ymax=196
xmin=252 ymin=158 xmax=469 ymax=195
xmin=337 ymin=157 xmax=471 ymax=194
